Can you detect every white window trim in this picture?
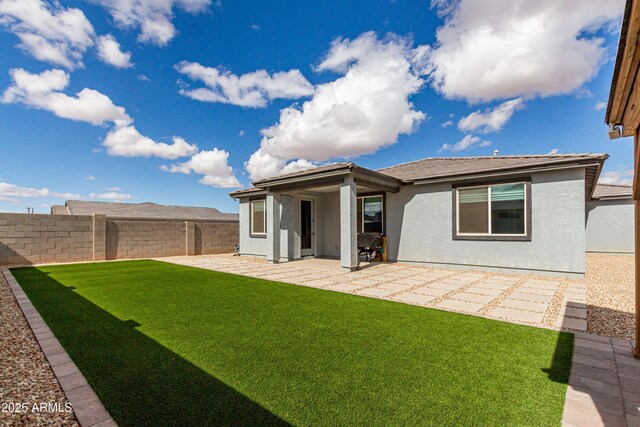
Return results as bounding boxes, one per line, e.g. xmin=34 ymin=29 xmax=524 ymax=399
xmin=455 ymin=181 xmax=527 ymax=237
xmin=250 ymin=199 xmax=267 ymax=236
xmin=357 ymin=195 xmax=384 ymax=234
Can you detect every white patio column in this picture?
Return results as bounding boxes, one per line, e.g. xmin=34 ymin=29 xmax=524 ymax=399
xmin=266 ymin=191 xmax=281 ymax=263
xmin=340 ymin=175 xmax=358 ymax=270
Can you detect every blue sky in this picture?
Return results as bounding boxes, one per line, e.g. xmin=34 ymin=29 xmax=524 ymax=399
xmin=0 ymin=0 xmax=632 ymax=213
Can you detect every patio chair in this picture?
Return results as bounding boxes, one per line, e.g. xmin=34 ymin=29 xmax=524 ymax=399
xmin=357 ymin=233 xmax=384 ymax=262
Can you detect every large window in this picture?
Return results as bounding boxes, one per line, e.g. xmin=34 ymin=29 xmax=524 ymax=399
xmin=357 ymin=195 xmax=383 ymax=234
xmin=455 ymin=182 xmax=527 ymax=238
xmin=250 ymin=200 xmax=266 ymax=236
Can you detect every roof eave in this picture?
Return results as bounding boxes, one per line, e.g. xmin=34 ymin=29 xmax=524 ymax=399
xmin=408 ymin=158 xmax=608 ymax=186
xmin=606 ymin=0 xmax=634 ymax=124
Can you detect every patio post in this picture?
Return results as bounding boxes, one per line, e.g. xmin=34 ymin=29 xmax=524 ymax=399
xmin=340 ymin=175 xmax=358 ymax=271
xmin=266 ymin=190 xmax=281 ymax=263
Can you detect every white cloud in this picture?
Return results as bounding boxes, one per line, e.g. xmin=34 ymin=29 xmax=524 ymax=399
xmin=439 ymin=134 xmax=491 ymax=152
xmin=245 ymin=32 xmax=426 ymax=180
xmin=0 ymin=181 xmax=80 ymax=199
xmin=3 ymin=68 xmax=198 ymax=160
xmin=137 ymin=74 xmax=151 ymax=82
xmin=1 ymin=68 xmax=132 ymax=127
xmin=594 ymin=101 xmax=607 ymax=111
xmin=96 ymin=35 xmax=133 ymax=69
xmin=441 ymin=120 xmax=454 ymax=128
xmin=458 ymin=98 xmax=524 ymax=133
xmin=0 ymin=0 xmax=95 ymax=69
xmin=427 ymin=0 xmax=625 ymax=103
xmin=548 ymin=148 xmax=559 ymax=154
xmin=94 ymin=0 xmax=212 ymax=46
xmin=279 ymin=159 xmax=317 ymax=176
xmin=250 ymin=24 xmax=261 ymax=31
xmin=89 ymin=191 xmax=135 ymax=200
xmin=175 ymin=61 xmax=314 ymax=108
xmin=599 ymin=169 xmax=634 ymax=186
xmin=84 ymin=175 xmax=96 ymax=181
xmin=238 ymin=130 xmax=244 ymax=136
xmin=105 ymin=186 xmax=121 ymax=191
xmin=103 ymin=125 xmax=198 ymax=159
xmin=161 ymin=148 xmax=241 ymax=188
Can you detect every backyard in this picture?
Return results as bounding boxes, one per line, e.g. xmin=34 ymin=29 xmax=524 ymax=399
xmin=11 ymin=260 xmax=574 ymax=426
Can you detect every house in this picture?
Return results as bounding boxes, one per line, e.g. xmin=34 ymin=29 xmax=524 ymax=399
xmin=230 ymin=153 xmax=610 ymax=279
xmin=50 ymin=200 xmax=238 ymax=221
xmin=586 ymin=184 xmax=634 ymax=254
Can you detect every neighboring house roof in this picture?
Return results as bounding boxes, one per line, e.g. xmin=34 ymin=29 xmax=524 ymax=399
xmin=50 ymin=205 xmax=69 ymax=215
xmin=231 ymin=153 xmax=608 ymax=199
xmin=592 ymin=184 xmax=634 ymax=200
xmin=51 ymin=200 xmax=238 ymax=220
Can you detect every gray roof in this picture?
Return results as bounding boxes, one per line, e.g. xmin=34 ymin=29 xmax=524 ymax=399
xmin=592 ymin=184 xmax=633 ymax=200
xmin=251 ymin=162 xmax=354 ymax=186
xmin=52 ymin=200 xmax=238 ymax=220
xmin=377 ymin=153 xmax=608 ymax=182
xmin=230 ymin=153 xmax=608 ymax=199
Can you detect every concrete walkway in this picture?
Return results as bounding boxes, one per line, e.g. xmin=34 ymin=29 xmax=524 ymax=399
xmin=160 ymin=255 xmax=588 ymax=332
xmin=562 ymin=332 xmax=640 ymax=427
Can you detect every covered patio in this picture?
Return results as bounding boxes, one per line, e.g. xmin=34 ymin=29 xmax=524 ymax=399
xmin=232 ymin=163 xmax=402 ymax=270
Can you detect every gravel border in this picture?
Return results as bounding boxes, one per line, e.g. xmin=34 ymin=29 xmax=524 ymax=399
xmin=585 ymin=253 xmax=636 ymax=340
xmin=1 ymin=267 xmax=117 ymax=427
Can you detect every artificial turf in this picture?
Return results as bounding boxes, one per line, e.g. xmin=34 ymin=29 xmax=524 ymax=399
xmin=13 ymin=260 xmax=573 ymax=426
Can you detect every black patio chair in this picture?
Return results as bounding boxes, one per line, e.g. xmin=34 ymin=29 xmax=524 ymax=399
xmin=357 ymin=233 xmax=384 ymax=262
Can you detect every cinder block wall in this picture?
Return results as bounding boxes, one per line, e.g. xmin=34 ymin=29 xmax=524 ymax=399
xmin=0 ymin=214 xmax=93 ymax=265
xmin=195 ymin=221 xmax=239 ymax=255
xmin=106 ymin=219 xmax=187 ymax=260
xmin=0 ymin=213 xmax=239 ymax=266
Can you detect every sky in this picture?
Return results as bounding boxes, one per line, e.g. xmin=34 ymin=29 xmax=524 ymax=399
xmin=0 ymin=0 xmax=633 ymax=214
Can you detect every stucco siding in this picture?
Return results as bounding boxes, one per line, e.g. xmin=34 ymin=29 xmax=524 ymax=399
xmin=586 ymin=199 xmax=634 ymax=253
xmin=385 ymin=168 xmax=587 ymax=277
xmin=320 ymin=192 xmax=341 ymax=258
xmin=239 ymin=199 xmax=267 ymax=256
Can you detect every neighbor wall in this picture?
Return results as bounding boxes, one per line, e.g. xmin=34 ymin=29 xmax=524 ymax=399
xmin=586 ymin=199 xmax=635 ymax=253
xmin=0 ymin=213 xmax=238 ymax=266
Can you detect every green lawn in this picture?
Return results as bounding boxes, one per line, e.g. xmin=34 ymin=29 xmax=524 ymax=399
xmin=13 ymin=260 xmax=573 ymax=426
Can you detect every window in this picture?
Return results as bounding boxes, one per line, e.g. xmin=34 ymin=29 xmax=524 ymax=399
xmin=357 ymin=195 xmax=383 ymax=234
xmin=250 ymin=200 xmax=266 ymax=235
xmin=455 ymin=182 xmax=527 ymax=238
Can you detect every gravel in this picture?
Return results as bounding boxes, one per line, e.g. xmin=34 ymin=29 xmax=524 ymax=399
xmin=586 ymin=253 xmax=636 ymax=340
xmin=0 ymin=272 xmax=78 ymax=427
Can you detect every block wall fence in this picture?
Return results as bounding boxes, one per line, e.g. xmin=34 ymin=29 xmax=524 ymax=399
xmin=0 ymin=213 xmax=239 ymax=266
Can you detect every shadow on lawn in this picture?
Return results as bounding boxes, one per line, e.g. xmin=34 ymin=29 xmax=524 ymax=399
xmin=13 ymin=267 xmax=290 ymax=427
xmin=542 ymin=330 xmax=574 ymax=384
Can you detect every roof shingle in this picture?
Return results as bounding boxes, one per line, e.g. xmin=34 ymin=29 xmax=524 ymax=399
xmin=592 ymin=184 xmax=633 ymax=200
xmin=376 ymin=153 xmax=607 ymax=182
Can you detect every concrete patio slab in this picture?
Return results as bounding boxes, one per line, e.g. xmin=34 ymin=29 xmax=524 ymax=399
xmin=501 ymin=298 xmax=548 ymax=313
xmin=491 ymin=307 xmax=545 ymax=324
xmin=356 ymin=287 xmax=397 ymax=298
xmin=436 ymin=299 xmax=484 ymax=313
xmin=393 ymin=292 xmax=438 ymax=305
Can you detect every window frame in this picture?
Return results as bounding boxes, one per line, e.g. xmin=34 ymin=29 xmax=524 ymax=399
xmin=452 ymin=179 xmax=531 ymax=241
xmin=250 ymin=198 xmax=267 ymax=238
xmin=357 ymin=193 xmax=385 ymax=235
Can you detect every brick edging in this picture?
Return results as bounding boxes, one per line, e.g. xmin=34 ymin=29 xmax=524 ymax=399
xmin=1 ymin=267 xmax=117 ymax=427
